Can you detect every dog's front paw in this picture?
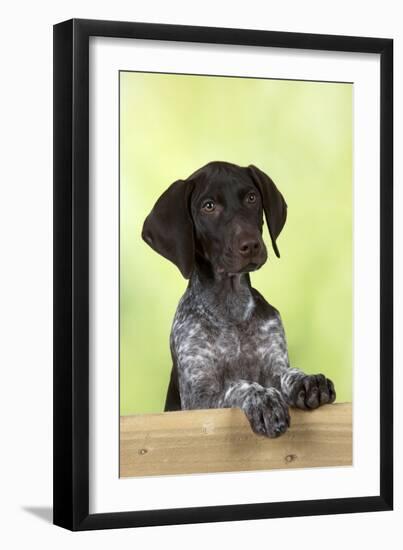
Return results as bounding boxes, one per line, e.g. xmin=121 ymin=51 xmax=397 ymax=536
xmin=242 ymin=385 xmax=290 ymax=438
xmin=283 ymin=372 xmax=336 ymax=410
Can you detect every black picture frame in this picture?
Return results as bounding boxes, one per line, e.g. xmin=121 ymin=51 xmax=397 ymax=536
xmin=53 ymin=18 xmax=393 ymax=531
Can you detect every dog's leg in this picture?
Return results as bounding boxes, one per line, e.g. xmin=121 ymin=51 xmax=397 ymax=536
xmin=164 ymin=365 xmax=181 ymax=411
xmin=178 ymin=362 xmax=289 ymax=438
xmin=221 ymin=380 xmax=290 ymax=437
xmin=261 ymin=313 xmax=336 ymax=409
xmin=280 ymin=369 xmax=336 ymax=410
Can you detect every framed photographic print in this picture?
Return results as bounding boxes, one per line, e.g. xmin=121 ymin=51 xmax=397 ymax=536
xmin=53 ymin=19 xmax=393 ymax=530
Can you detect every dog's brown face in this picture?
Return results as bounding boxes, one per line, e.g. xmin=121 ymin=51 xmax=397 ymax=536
xmin=142 ymin=161 xmax=287 ymax=279
xmin=189 ymin=164 xmax=268 ymax=276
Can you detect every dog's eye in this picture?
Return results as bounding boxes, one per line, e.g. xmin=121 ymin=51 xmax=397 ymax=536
xmin=201 ymin=200 xmax=216 ymax=213
xmin=246 ymin=192 xmax=256 ymax=203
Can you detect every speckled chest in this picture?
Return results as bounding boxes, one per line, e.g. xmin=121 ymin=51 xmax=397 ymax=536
xmin=170 ymin=294 xmax=281 ymax=381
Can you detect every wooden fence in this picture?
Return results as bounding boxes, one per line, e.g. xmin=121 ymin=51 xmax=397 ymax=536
xmin=120 ymin=402 xmax=352 ymax=478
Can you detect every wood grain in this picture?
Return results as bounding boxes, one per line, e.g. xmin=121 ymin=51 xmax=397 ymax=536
xmin=120 ymin=403 xmax=352 ymax=477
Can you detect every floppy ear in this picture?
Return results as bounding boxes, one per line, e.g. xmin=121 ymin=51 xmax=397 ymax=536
xmin=248 ymin=165 xmax=287 ymax=258
xmin=142 ymin=179 xmax=195 ymax=279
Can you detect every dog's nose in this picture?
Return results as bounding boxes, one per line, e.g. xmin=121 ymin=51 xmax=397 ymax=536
xmin=239 ymin=238 xmax=261 ymax=257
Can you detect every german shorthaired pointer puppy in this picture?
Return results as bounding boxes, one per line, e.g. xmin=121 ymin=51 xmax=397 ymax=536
xmin=142 ymin=161 xmax=336 ymax=437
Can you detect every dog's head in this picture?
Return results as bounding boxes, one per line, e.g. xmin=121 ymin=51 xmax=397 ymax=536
xmin=142 ymin=161 xmax=287 ymax=279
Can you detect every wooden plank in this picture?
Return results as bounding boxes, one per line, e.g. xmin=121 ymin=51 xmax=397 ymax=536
xmin=120 ymin=403 xmax=352 ymax=478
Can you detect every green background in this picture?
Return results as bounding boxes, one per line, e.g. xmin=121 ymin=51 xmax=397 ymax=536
xmin=120 ymin=71 xmax=353 ymax=415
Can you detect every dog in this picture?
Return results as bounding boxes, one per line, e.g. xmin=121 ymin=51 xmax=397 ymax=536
xmin=142 ymin=161 xmax=336 ymax=437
